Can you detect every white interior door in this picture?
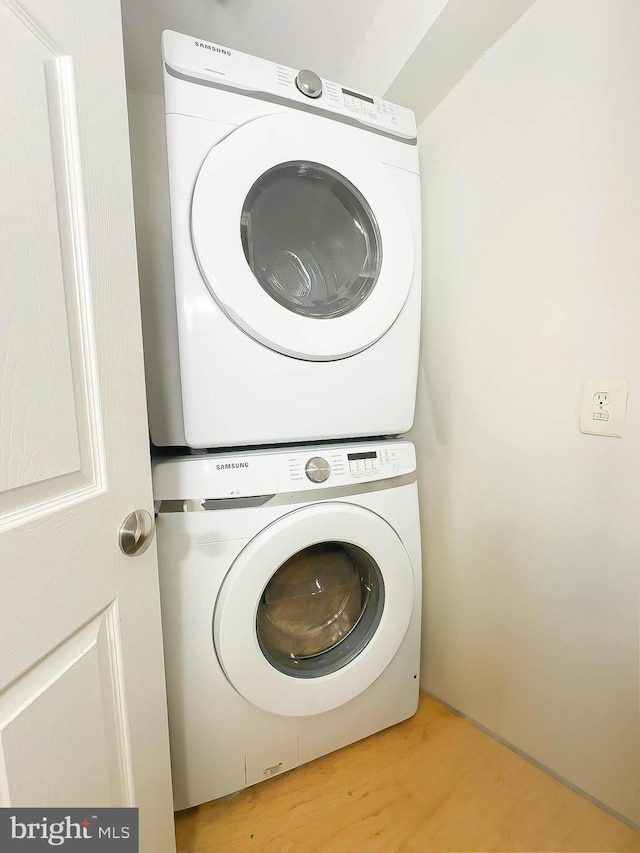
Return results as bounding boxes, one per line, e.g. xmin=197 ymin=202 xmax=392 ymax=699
xmin=0 ymin=1 xmax=175 ymax=851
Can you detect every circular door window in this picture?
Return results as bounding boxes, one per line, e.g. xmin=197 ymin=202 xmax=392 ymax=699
xmin=213 ymin=502 xmax=415 ymax=717
xmin=257 ymin=542 xmax=384 ymax=678
xmin=240 ymin=162 xmax=382 ymax=319
xmin=190 ymin=112 xmax=415 ymax=361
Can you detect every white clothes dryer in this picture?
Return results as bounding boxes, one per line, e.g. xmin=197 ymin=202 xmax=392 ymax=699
xmin=153 ymin=440 xmax=421 ymax=809
xmin=142 ymin=30 xmax=421 ymax=448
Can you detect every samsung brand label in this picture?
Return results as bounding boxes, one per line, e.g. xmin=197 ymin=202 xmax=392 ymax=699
xmin=216 ymin=462 xmax=249 ymax=470
xmin=195 ymin=41 xmax=231 ymax=56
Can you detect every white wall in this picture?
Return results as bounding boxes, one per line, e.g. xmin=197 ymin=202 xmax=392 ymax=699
xmin=344 ymin=0 xmax=535 ymax=101
xmin=343 ymin=0 xmax=449 ymax=96
xmin=412 ymin=0 xmax=639 ymax=825
xmin=385 ymin=0 xmax=537 ymax=123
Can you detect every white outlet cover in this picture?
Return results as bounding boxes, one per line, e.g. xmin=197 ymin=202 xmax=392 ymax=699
xmin=580 ymin=379 xmax=629 ymax=438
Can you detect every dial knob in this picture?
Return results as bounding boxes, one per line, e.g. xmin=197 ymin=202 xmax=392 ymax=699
xmin=305 ymin=456 xmax=330 ymax=483
xmin=295 ymin=69 xmax=323 ymax=99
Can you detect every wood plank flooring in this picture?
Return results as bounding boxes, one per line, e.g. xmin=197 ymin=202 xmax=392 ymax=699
xmin=174 ymin=694 xmax=639 ymax=853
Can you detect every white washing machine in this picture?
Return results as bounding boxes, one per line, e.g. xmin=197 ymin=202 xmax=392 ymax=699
xmin=153 ymin=440 xmax=421 ymax=809
xmin=142 ymin=30 xmax=421 ymax=448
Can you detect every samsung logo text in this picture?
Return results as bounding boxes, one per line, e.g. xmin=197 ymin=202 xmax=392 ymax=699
xmin=195 ymin=41 xmax=231 ymax=56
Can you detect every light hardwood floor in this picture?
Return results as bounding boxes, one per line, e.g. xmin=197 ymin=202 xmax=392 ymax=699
xmin=174 ymin=694 xmax=639 ymax=853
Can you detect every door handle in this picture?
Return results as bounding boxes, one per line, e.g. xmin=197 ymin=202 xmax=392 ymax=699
xmin=119 ymin=509 xmax=155 ymax=557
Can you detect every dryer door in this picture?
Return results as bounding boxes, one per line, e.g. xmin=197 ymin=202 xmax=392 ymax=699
xmin=213 ymin=502 xmax=415 ymax=716
xmin=191 ymin=113 xmax=414 ymax=361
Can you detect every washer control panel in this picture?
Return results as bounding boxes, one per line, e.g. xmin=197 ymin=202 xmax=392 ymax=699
xmin=286 ymin=443 xmax=415 ymax=489
xmin=152 ymin=441 xmax=417 ymax=501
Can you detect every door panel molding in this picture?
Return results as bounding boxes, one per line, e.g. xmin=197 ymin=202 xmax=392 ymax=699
xmin=0 ymin=604 xmax=134 ymax=807
xmin=0 ymin=5 xmax=106 ymax=531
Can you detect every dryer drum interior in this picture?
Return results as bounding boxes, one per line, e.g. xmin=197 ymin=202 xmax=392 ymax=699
xmin=256 ymin=541 xmax=385 ymax=678
xmin=240 ymin=161 xmax=382 ymax=319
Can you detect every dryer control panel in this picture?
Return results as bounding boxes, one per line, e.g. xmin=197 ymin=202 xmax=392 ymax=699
xmin=162 ymin=29 xmax=417 ymax=143
xmin=153 ymin=441 xmax=416 ymax=501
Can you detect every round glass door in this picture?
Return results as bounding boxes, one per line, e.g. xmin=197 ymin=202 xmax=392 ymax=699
xmin=213 ymin=502 xmax=415 ymax=717
xmin=190 ymin=113 xmax=415 ymax=361
xmin=257 ymin=542 xmax=384 ymax=678
xmin=240 ymin=162 xmax=382 ymax=319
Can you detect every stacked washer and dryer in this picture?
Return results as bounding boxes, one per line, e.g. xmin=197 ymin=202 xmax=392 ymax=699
xmin=142 ymin=30 xmax=423 ymax=809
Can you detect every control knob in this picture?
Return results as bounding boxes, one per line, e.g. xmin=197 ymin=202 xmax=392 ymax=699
xmin=305 ymin=456 xmax=330 ymax=483
xmin=295 ymin=69 xmax=323 ymax=99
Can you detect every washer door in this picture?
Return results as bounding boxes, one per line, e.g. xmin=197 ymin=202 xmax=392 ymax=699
xmin=213 ymin=502 xmax=415 ymax=717
xmin=191 ymin=113 xmax=414 ymax=361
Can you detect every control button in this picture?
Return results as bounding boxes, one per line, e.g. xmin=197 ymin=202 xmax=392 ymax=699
xmin=295 ymin=69 xmax=323 ymax=99
xmin=305 ymin=456 xmax=331 ymax=483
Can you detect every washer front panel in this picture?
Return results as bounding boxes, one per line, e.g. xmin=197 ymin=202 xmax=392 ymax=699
xmin=191 ymin=112 xmax=414 ymax=361
xmin=213 ymin=502 xmax=415 ymax=716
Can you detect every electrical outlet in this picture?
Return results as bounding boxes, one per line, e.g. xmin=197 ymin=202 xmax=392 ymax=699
xmin=580 ymin=379 xmax=628 ymax=437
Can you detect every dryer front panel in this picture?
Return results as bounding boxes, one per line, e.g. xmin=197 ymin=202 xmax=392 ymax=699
xmin=191 ymin=113 xmax=415 ymax=361
xmin=213 ymin=502 xmax=415 ymax=716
